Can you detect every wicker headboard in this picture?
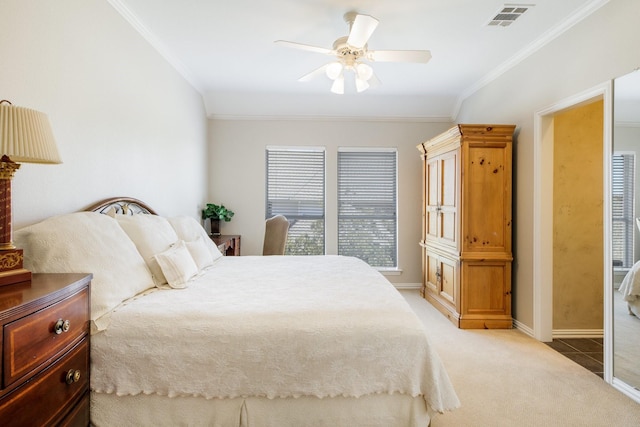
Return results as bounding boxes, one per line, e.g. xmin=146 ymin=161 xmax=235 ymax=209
xmin=85 ymin=197 xmax=157 ymax=215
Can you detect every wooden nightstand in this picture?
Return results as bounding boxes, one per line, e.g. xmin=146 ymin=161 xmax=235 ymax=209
xmin=0 ymin=273 xmax=92 ymax=426
xmin=211 ymin=234 xmax=241 ymax=256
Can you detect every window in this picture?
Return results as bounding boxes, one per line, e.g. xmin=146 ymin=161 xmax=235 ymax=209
xmin=612 ymin=152 xmax=635 ymax=269
xmin=337 ymin=148 xmax=397 ymax=268
xmin=265 ymin=147 xmax=325 ymax=255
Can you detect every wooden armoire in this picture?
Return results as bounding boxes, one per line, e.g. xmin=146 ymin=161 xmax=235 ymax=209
xmin=417 ymin=124 xmax=515 ymax=329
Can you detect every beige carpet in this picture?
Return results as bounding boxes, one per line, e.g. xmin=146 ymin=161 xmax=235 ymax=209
xmin=400 ymin=290 xmax=640 ymax=427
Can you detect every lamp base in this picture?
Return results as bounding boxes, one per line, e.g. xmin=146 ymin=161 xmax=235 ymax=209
xmin=0 ymin=249 xmax=32 ymax=287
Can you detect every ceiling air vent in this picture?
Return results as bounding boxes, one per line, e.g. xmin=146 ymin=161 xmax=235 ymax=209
xmin=488 ymin=4 xmax=533 ymax=27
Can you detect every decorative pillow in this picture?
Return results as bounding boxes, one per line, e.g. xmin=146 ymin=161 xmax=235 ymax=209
xmin=154 ymin=240 xmax=199 ymax=289
xmin=116 ymin=214 xmax=180 ymax=287
xmin=167 ymin=216 xmax=223 ymax=261
xmin=13 ymin=212 xmax=155 ymax=330
xmin=185 ymin=236 xmax=215 ymax=270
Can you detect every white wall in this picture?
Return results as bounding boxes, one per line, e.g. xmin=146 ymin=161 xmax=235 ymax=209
xmin=456 ymin=0 xmax=640 ymax=328
xmin=207 ymin=119 xmax=452 ymax=285
xmin=1 ymin=0 xmax=208 ymax=227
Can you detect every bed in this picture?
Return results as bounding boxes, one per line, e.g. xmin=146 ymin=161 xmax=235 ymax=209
xmin=619 ymin=261 xmax=640 ymax=317
xmin=617 ymin=219 xmax=640 ymax=318
xmin=13 ymin=197 xmax=459 ymax=427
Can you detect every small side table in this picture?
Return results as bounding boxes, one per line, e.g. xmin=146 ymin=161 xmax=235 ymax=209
xmin=211 ymin=234 xmax=241 ymax=256
xmin=0 ymin=273 xmax=92 ymax=426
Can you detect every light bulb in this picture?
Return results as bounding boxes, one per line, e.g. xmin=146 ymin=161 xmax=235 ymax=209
xmin=356 ymin=63 xmax=373 ymax=81
xmin=325 ymin=62 xmax=343 ymax=80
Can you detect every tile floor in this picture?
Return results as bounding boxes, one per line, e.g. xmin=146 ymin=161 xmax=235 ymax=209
xmin=545 ymin=338 xmax=604 ymax=378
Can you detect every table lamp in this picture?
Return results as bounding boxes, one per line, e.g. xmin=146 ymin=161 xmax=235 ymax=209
xmin=0 ymin=100 xmax=61 ymax=286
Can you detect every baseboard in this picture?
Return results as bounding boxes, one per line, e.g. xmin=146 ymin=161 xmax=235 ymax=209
xmin=511 ymin=322 xmax=603 ymax=341
xmin=394 ymin=283 xmax=421 ymax=290
xmin=552 ymin=329 xmax=604 ymax=339
xmin=513 ymin=319 xmax=535 ymax=338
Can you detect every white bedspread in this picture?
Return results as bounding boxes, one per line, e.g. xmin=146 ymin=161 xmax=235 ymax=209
xmin=91 ymin=255 xmax=459 ymax=413
xmin=619 ymin=260 xmax=640 ymax=302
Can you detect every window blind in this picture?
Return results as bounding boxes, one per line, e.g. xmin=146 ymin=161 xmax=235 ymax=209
xmin=265 ymin=148 xmax=325 ymax=255
xmin=337 ymin=149 xmax=397 ymax=268
xmin=612 ymin=153 xmax=635 ymax=268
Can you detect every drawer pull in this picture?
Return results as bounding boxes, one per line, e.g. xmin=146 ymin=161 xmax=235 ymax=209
xmin=54 ymin=318 xmax=71 ymax=334
xmin=65 ymin=369 xmax=81 ymax=384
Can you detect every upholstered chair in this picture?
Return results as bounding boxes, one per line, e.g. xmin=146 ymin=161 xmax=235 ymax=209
xmin=262 ymin=215 xmax=289 ymax=255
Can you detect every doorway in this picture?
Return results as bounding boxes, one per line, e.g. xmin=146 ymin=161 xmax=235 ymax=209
xmin=532 ymin=82 xmax=613 ymax=377
xmin=551 ymin=100 xmax=604 ymax=336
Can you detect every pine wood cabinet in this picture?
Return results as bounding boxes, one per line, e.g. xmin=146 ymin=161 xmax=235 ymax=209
xmin=418 ymin=124 xmax=514 ymax=329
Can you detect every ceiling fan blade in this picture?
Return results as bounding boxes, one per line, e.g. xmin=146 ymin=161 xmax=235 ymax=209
xmin=368 ymin=50 xmax=432 ymax=63
xmin=298 ymin=64 xmax=330 ymax=82
xmin=347 ymin=14 xmax=379 ymax=49
xmin=275 ymin=40 xmax=334 ymax=55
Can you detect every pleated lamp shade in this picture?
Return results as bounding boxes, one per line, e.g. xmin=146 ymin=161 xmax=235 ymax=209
xmin=0 ymin=100 xmax=61 ymax=286
xmin=0 ymin=101 xmax=61 ymax=164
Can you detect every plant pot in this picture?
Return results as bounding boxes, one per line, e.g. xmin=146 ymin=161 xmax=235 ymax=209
xmin=210 ymin=219 xmax=221 ymax=236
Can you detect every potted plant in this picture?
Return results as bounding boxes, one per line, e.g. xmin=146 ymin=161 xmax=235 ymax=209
xmin=202 ymin=203 xmax=234 ymax=236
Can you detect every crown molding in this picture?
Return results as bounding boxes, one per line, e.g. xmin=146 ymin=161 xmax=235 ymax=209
xmin=208 ymin=113 xmax=453 ymax=123
xmin=107 ymin=0 xmax=204 ymax=93
xmin=452 ymin=0 xmax=610 ymax=120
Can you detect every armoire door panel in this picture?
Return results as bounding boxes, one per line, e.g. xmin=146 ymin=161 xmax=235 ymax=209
xmin=426 ymin=159 xmax=440 ymax=239
xmin=463 ymin=144 xmax=511 ymax=252
xmin=424 ymin=253 xmax=439 ymax=293
xmin=426 ymin=208 xmax=439 ymax=239
xmin=461 ymin=261 xmax=511 ymax=316
xmin=440 ymin=153 xmax=457 ymax=207
xmin=440 ymin=210 xmax=457 ymax=247
xmin=439 ymin=256 xmax=457 ymax=307
xmin=439 ymin=152 xmax=458 ymax=247
xmin=423 ymin=250 xmax=459 ymax=313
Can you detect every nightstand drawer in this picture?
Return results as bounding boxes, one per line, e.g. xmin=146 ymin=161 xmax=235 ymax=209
xmin=57 ymin=390 xmax=90 ymax=427
xmin=3 ymin=287 xmax=89 ymax=387
xmin=0 ymin=339 xmax=88 ymax=427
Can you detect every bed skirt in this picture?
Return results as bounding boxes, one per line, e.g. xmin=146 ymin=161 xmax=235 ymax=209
xmin=91 ymin=391 xmax=432 ymax=427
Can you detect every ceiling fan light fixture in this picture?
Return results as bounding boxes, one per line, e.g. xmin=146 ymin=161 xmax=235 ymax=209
xmin=355 ymin=77 xmax=370 ymax=93
xmin=277 ymin=12 xmax=431 ymax=95
xmin=356 ymin=62 xmax=373 ymax=81
xmin=330 ymin=75 xmax=345 ymax=94
xmin=325 ymin=62 xmax=343 ymax=80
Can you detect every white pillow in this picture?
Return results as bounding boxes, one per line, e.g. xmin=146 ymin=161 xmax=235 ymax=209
xmin=116 ymin=215 xmax=179 ymax=287
xmin=168 ymin=216 xmax=223 ymax=261
xmin=13 ymin=212 xmax=154 ymax=330
xmin=154 ymin=241 xmax=198 ymax=289
xmin=185 ymin=236 xmax=215 ymax=270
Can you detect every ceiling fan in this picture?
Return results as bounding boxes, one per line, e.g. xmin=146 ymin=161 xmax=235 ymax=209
xmin=275 ymin=12 xmax=431 ymax=94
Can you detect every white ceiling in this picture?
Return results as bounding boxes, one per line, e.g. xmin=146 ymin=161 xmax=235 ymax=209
xmin=109 ymin=0 xmax=607 ymax=120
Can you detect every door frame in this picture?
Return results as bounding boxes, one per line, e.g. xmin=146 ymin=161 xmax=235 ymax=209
xmin=532 ymin=81 xmax=612 ymax=376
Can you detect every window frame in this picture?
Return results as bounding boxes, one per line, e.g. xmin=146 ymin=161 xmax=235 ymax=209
xmin=612 ymin=151 xmax=635 ymax=270
xmin=265 ymin=146 xmax=326 ymax=255
xmin=337 ymin=147 xmax=398 ymax=269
